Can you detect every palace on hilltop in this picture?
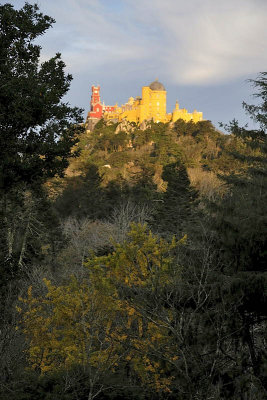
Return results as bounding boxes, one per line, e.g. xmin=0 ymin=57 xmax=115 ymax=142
xmin=86 ymin=80 xmax=203 ymax=130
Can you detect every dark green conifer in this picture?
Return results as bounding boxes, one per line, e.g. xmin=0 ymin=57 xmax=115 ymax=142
xmin=155 ymin=161 xmax=198 ymax=235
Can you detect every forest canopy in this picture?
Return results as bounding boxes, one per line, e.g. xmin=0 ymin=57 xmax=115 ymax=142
xmin=0 ymin=2 xmax=266 ymax=400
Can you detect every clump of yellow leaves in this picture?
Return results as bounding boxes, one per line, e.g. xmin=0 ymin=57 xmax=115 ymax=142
xmin=19 ymin=223 xmax=185 ymax=393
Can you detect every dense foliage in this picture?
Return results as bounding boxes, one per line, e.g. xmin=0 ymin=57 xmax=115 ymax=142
xmin=0 ymin=3 xmax=266 ymax=399
xmin=0 ymin=2 xmax=84 ymax=290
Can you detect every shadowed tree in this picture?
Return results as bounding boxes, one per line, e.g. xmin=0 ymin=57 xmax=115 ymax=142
xmin=205 ymin=73 xmax=267 ymax=394
xmin=0 ymin=3 xmax=84 ymax=191
xmin=0 ymin=5 xmax=84 ymax=388
xmin=155 ymin=161 xmax=198 ymax=236
xmin=0 ymin=2 xmax=84 ymax=287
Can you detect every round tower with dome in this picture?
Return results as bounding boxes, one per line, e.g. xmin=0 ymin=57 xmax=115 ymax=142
xmin=86 ymin=79 xmax=203 ymax=128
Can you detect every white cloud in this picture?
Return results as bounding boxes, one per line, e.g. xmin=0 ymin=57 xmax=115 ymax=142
xmin=131 ymin=0 xmax=267 ymax=84
xmin=9 ymin=0 xmax=267 ymax=85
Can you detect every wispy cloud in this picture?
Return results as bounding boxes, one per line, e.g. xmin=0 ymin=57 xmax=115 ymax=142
xmin=37 ymin=0 xmax=150 ymax=73
xmin=131 ymin=0 xmax=267 ymax=84
xmin=12 ymin=0 xmax=266 ymax=86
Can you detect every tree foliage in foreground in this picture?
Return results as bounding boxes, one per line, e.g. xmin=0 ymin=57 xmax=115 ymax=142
xmin=0 ymin=2 xmax=84 ymax=191
xmin=0 ymin=2 xmax=83 ymax=290
xmin=19 ymin=224 xmax=180 ymax=399
xmin=209 ymin=72 xmax=267 ymax=273
xmin=18 ymin=221 xmax=267 ymax=399
xmin=0 ymin=3 xmax=266 ymax=398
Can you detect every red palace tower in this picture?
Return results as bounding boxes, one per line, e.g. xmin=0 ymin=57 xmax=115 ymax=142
xmin=88 ymin=85 xmax=103 ymax=119
xmin=86 ymin=85 xmax=115 ymax=130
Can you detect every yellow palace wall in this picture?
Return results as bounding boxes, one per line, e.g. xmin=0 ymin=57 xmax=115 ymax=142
xmin=103 ymin=83 xmax=202 ymax=124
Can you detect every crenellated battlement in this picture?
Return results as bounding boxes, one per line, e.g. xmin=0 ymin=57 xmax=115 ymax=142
xmin=86 ymin=80 xmax=203 ymax=129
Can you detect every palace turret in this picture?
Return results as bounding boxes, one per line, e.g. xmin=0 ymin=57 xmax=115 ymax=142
xmin=86 ymin=80 xmax=203 ymax=130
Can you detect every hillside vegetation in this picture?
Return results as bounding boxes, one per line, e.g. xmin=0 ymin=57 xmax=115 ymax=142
xmin=64 ymin=119 xmax=247 ymax=193
xmin=51 ymin=117 xmax=258 ymax=215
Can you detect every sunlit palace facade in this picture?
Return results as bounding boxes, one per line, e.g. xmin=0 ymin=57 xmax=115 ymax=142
xmin=86 ymin=80 xmax=203 ymax=129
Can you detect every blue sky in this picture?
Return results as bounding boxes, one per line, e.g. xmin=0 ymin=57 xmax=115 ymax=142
xmin=9 ymin=0 xmax=267 ymax=129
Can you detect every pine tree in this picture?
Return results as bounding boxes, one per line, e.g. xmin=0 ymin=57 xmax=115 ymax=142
xmin=206 ymin=73 xmax=267 ymax=394
xmin=212 ymin=73 xmax=267 ymax=272
xmin=0 ymin=3 xmax=84 ymax=191
xmin=155 ymin=161 xmax=198 ymax=235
